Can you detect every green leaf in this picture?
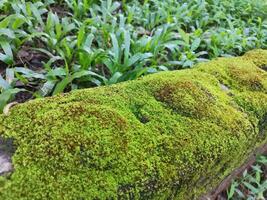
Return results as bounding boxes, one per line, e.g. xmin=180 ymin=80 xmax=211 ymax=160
xmin=0 ymin=39 xmax=13 ymax=65
xmin=257 ymin=155 xmax=267 ymax=164
xmin=0 ymin=75 xmax=10 ymax=90
xmin=0 ymin=16 xmax=10 ymax=29
xmin=50 ymin=13 xmax=62 ymax=40
xmin=0 ymin=88 xmax=24 ymax=112
xmin=243 ymin=181 xmax=259 ymax=194
xmin=81 ymin=33 xmax=94 ymax=53
xmin=107 ymin=72 xmax=122 ymax=85
xmin=77 ymin=25 xmax=85 ymax=49
xmin=47 ymin=68 xmax=67 ymax=78
xmin=31 ymin=3 xmax=44 ymax=26
xmin=45 ymin=12 xmax=54 ymax=32
xmin=11 ymin=15 xmax=27 ymax=29
xmin=52 ymin=76 xmax=72 ymax=95
xmin=14 ymin=67 xmax=45 ymax=79
xmin=31 ymin=47 xmax=57 ymax=58
xmin=5 ymin=68 xmax=14 ymax=85
xmin=227 ymin=181 xmax=238 ymax=199
xmin=0 ymin=29 xmax=15 ymax=39
xmin=0 ymin=53 xmax=13 ymax=65
xmin=40 ymin=80 xmax=57 ymax=96
xmin=110 ymin=33 xmax=119 ymax=62
xmin=191 ymin=38 xmax=201 ymax=51
xmin=71 ymin=70 xmax=104 ymax=80
xmin=103 ymin=58 xmax=116 ymax=74
xmin=126 ymin=53 xmax=152 ymax=68
xmin=125 ymin=53 xmax=142 ymax=68
xmin=124 ymin=30 xmax=130 ymax=63
xmin=71 ymin=70 xmax=91 ymax=79
xmin=0 ymin=40 xmax=12 ymax=58
xmin=179 ymin=29 xmax=190 ymax=45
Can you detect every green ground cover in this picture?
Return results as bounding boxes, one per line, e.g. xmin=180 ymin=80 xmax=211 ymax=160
xmin=0 ymin=0 xmax=266 ymax=111
xmin=0 ymin=50 xmax=266 ymax=199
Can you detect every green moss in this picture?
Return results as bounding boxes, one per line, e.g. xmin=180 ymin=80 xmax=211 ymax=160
xmin=244 ymin=49 xmax=267 ymax=69
xmin=0 ymin=49 xmax=267 ymax=199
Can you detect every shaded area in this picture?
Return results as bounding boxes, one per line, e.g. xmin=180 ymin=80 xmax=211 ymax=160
xmin=0 ymin=138 xmax=15 ymax=175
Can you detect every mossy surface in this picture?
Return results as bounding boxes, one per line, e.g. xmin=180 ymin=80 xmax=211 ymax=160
xmin=0 ymin=50 xmax=267 ymax=199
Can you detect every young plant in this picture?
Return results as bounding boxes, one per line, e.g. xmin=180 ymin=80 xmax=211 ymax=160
xmin=102 ymin=30 xmax=152 ymax=84
xmin=0 ymin=68 xmax=25 ymax=112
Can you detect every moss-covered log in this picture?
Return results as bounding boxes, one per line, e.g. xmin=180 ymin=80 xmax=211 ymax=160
xmin=0 ymin=50 xmax=267 ymax=199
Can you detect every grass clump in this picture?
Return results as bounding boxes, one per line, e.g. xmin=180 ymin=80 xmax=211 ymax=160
xmin=0 ymin=50 xmax=266 ymax=199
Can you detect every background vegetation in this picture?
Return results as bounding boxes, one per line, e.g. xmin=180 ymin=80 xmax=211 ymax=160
xmin=228 ymin=155 xmax=267 ymax=200
xmin=0 ymin=0 xmax=266 ymax=110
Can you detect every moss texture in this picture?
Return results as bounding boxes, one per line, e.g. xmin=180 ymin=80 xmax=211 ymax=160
xmin=0 ymin=49 xmax=267 ymax=199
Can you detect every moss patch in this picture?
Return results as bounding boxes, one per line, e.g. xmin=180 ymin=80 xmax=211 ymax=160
xmin=0 ymin=50 xmax=267 ymax=199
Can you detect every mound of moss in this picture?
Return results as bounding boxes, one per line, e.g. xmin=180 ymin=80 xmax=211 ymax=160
xmin=0 ymin=50 xmax=267 ymax=199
